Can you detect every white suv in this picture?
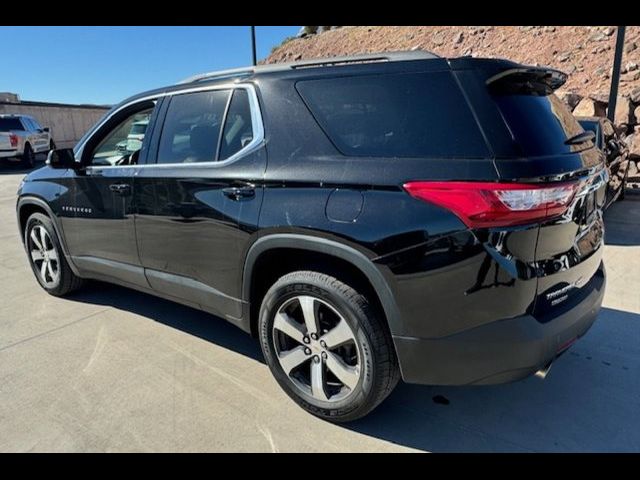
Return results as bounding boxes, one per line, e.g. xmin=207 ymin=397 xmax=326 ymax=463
xmin=0 ymin=114 xmax=55 ymax=167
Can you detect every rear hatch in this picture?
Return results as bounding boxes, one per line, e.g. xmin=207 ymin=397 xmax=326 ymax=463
xmin=452 ymin=59 xmax=606 ymax=319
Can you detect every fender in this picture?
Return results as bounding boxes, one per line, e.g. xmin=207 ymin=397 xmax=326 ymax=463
xmin=241 ymin=233 xmax=403 ymax=336
xmin=16 ymin=195 xmax=81 ymax=276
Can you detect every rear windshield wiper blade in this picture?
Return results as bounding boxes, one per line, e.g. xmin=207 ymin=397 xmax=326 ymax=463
xmin=565 ymin=130 xmax=595 ymax=145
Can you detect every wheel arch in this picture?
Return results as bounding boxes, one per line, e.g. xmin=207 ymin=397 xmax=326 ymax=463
xmin=17 ymin=196 xmax=74 ymax=264
xmin=242 ymin=234 xmax=402 ymax=340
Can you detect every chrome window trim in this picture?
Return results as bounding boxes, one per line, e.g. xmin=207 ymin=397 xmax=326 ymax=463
xmin=78 ymin=82 xmax=264 ymax=170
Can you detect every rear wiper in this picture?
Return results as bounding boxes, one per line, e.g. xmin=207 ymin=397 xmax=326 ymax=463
xmin=565 ymin=130 xmax=595 ymax=145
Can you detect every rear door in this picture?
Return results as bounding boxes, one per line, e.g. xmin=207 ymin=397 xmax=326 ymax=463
xmin=135 ymin=85 xmax=266 ymax=322
xmin=459 ymin=66 xmax=606 ymax=317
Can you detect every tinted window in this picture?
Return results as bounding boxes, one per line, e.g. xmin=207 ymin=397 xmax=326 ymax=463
xmin=219 ymin=89 xmax=254 ymax=161
xmin=296 ymin=72 xmax=489 ymax=158
xmin=493 ymin=93 xmax=590 ymax=156
xmin=158 ymin=90 xmax=229 ymax=164
xmin=0 ymin=118 xmax=24 ymax=131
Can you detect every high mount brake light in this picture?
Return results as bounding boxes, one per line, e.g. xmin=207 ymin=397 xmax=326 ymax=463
xmin=403 ymin=181 xmax=579 ymax=228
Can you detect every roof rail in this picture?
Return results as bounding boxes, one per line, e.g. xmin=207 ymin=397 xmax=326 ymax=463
xmin=178 ymin=66 xmax=256 ymax=84
xmin=177 ymin=50 xmax=439 ymax=84
xmin=288 ymin=50 xmax=439 ymax=69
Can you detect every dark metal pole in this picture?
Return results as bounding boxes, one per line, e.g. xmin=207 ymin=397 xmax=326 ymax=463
xmin=607 ymin=26 xmax=626 ymax=122
xmin=251 ymin=26 xmax=257 ymax=66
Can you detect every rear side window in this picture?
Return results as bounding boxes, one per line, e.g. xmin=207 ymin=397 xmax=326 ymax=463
xmin=219 ymin=89 xmax=254 ymax=161
xmin=0 ymin=117 xmax=25 ymax=131
xmin=157 ymin=90 xmax=229 ymax=164
xmin=296 ymin=72 xmax=490 ymax=158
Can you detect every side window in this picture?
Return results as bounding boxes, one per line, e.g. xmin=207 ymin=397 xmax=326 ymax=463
xmin=219 ymin=89 xmax=254 ymax=161
xmin=157 ymin=90 xmax=229 ymax=164
xmin=296 ymin=72 xmax=490 ymax=158
xmin=31 ymin=118 xmax=42 ymax=130
xmin=88 ymin=102 xmax=156 ymax=166
xmin=21 ymin=118 xmax=34 ymax=131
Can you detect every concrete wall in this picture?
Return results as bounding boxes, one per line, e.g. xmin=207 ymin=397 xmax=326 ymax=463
xmin=0 ymin=102 xmax=110 ymax=149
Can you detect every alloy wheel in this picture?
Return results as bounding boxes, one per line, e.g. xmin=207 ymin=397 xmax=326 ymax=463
xmin=272 ymin=295 xmax=361 ymax=402
xmin=28 ymin=225 xmax=59 ymax=287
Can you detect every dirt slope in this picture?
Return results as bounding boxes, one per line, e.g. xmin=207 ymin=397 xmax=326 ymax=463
xmin=265 ymin=26 xmax=640 ymax=98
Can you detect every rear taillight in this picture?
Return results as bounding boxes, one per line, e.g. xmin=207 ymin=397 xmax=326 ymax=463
xmin=403 ymin=181 xmax=579 ymax=228
xmin=9 ymin=134 xmax=18 ymax=148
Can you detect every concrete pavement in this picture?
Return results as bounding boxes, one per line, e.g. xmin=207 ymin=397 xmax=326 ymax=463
xmin=1 ymin=162 xmax=639 ymax=452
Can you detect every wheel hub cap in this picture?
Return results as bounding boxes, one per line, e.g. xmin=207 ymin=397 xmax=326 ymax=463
xmin=28 ymin=225 xmax=59 ymax=287
xmin=272 ymin=295 xmax=361 ymax=403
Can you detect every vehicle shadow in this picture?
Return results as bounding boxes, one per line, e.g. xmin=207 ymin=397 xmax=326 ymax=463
xmin=64 ymin=279 xmax=640 ymax=451
xmin=346 ymin=306 xmax=640 ymax=452
xmin=66 ymin=281 xmax=264 ymax=363
xmin=604 ymin=192 xmax=640 ymax=246
xmin=0 ymin=156 xmax=46 ymax=174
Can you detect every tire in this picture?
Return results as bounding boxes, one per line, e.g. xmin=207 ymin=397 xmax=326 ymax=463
xmin=21 ymin=143 xmax=35 ymax=168
xmin=259 ymin=271 xmax=400 ymax=423
xmin=617 ymin=168 xmax=628 ymax=202
xmin=24 ymin=212 xmax=84 ymax=296
xmin=49 ymin=140 xmax=56 ymax=151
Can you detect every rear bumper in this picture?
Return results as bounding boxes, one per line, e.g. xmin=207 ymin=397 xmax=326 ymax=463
xmin=394 ymin=262 xmax=605 ymax=385
xmin=0 ymin=149 xmax=19 ymax=159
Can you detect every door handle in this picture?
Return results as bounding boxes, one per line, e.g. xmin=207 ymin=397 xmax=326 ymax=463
xmin=222 ymin=186 xmax=255 ymax=200
xmin=109 ymin=183 xmax=132 ymax=196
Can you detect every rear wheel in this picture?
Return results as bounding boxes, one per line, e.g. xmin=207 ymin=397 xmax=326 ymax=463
xmin=24 ymin=212 xmax=84 ymax=296
xmin=49 ymin=139 xmax=56 ymax=152
xmin=259 ymin=271 xmax=399 ymax=422
xmin=21 ymin=143 xmax=35 ymax=168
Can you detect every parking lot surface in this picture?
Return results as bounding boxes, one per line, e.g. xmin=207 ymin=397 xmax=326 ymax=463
xmin=1 ymin=162 xmax=639 ymax=452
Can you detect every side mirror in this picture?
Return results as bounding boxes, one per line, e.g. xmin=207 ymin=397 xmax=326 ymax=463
xmin=47 ymin=148 xmax=79 ymax=169
xmin=43 ymin=127 xmax=50 ymax=133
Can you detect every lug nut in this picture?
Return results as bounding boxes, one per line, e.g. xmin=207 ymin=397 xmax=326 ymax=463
xmin=310 ymin=333 xmax=318 ymax=340
xmin=320 ymin=340 xmax=326 ymax=348
xmin=303 ymin=336 xmax=310 ymax=344
xmin=304 ymin=347 xmax=312 ymax=355
xmin=313 ymin=355 xmax=320 ymax=363
xmin=321 ymin=351 xmax=328 ymax=360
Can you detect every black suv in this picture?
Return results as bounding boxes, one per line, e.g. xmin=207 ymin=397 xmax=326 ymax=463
xmin=17 ymin=51 xmax=607 ymax=422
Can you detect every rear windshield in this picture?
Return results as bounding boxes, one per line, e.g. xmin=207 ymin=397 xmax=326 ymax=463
xmin=296 ymin=72 xmax=490 ymax=158
xmin=493 ymin=93 xmax=591 ymax=156
xmin=0 ymin=118 xmax=24 ymax=131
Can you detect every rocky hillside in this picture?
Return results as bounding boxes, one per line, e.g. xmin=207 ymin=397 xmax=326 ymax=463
xmin=265 ymin=26 xmax=640 ymax=184
xmin=266 ymin=26 xmax=640 ymax=98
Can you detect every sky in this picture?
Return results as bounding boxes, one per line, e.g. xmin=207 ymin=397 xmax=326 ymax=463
xmin=0 ymin=26 xmax=300 ymax=105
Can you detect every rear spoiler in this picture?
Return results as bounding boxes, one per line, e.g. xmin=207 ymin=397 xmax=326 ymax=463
xmin=486 ymin=67 xmax=568 ymax=95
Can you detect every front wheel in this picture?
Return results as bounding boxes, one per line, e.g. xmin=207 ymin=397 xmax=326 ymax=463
xmin=24 ymin=212 xmax=84 ymax=296
xmin=259 ymin=271 xmax=400 ymax=422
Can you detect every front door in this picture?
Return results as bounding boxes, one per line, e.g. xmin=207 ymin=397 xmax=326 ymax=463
xmin=59 ymin=99 xmax=161 ymax=287
xmin=135 ymin=86 xmax=265 ymax=322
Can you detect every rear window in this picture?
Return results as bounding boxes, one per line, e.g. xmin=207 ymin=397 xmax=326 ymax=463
xmin=493 ymin=93 xmax=590 ymax=156
xmin=0 ymin=118 xmax=24 ymax=131
xmin=296 ymin=72 xmax=490 ymax=158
